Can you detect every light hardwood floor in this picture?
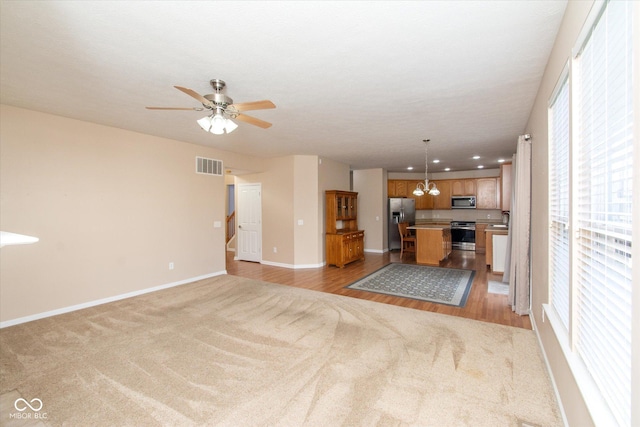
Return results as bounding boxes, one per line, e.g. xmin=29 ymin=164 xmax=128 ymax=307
xmin=226 ymin=249 xmax=531 ymax=329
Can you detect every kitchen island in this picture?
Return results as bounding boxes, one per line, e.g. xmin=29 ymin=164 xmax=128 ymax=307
xmin=407 ymin=225 xmax=452 ymax=265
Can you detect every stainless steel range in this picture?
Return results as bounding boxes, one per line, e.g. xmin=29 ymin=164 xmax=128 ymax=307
xmin=450 ymin=221 xmax=476 ymax=251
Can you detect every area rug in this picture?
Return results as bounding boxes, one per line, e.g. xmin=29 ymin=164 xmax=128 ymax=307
xmin=488 ymin=280 xmax=510 ymax=295
xmin=346 ymin=263 xmax=475 ymax=307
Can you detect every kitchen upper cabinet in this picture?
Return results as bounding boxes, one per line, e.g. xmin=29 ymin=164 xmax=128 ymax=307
xmin=500 ymin=163 xmax=512 ymax=211
xmin=387 ymin=180 xmax=396 ymax=197
xmin=388 ymin=180 xmax=409 ymax=197
xmin=394 ymin=180 xmax=408 ymax=197
xmin=451 ymin=179 xmax=476 ymax=196
xmin=476 ymin=178 xmax=499 ymax=209
xmin=432 ymin=180 xmax=451 ymax=210
xmin=388 ymin=177 xmax=501 ymax=211
xmin=415 ymin=190 xmax=434 ymax=210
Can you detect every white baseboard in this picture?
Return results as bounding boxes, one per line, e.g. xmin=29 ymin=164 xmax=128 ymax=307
xmin=260 ymin=260 xmax=325 ymax=269
xmin=0 ymin=270 xmax=227 ymax=328
xmin=531 ymin=307 xmax=569 ymax=427
xmin=364 ymin=248 xmax=386 ymax=254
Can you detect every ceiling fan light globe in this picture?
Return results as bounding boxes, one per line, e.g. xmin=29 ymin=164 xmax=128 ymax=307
xmin=197 ymin=116 xmax=212 ymax=132
xmin=225 ymin=119 xmax=238 ymax=133
xmin=210 ymin=114 xmax=226 ymax=134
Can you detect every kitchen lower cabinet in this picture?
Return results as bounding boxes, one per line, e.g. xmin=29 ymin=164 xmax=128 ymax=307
xmin=475 ymin=224 xmax=487 ymax=253
xmin=412 ymin=227 xmax=452 ymax=266
xmin=326 ymin=231 xmax=365 ymax=268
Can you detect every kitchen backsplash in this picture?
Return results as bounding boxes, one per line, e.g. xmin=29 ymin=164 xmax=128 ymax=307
xmin=416 ymin=209 xmax=502 ymax=222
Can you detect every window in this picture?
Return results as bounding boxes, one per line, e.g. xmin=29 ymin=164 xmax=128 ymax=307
xmin=548 ymin=71 xmax=570 ymax=331
xmin=574 ymin=1 xmax=633 ymax=423
xmin=547 ymin=1 xmax=633 ymax=425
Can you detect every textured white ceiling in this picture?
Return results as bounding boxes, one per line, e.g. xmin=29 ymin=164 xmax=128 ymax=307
xmin=0 ymin=1 xmax=567 ymax=173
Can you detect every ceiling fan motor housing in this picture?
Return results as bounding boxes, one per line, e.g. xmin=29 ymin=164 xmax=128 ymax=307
xmin=204 ymin=93 xmax=233 ymax=107
xmin=204 ymin=79 xmax=232 ymax=108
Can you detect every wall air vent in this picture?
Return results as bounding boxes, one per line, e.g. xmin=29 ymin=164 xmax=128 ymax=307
xmin=196 ymin=157 xmax=223 ymax=176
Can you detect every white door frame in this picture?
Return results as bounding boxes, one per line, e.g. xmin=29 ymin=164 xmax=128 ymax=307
xmin=236 ymin=183 xmax=262 ymax=262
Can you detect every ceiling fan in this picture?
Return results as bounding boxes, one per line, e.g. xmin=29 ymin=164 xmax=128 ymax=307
xmin=146 ymin=79 xmax=275 ymax=134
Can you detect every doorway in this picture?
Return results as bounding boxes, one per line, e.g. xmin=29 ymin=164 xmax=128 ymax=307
xmin=236 ymin=183 xmax=262 ymax=262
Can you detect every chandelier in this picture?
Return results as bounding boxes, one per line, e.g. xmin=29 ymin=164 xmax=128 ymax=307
xmin=412 ymin=139 xmax=440 ymax=196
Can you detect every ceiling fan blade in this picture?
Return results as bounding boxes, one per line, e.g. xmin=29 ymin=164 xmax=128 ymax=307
xmin=235 ymin=113 xmax=272 ymax=129
xmin=174 ymin=86 xmax=212 ymax=107
xmin=146 ymin=107 xmax=204 ymax=111
xmin=230 ymin=100 xmax=276 ymax=112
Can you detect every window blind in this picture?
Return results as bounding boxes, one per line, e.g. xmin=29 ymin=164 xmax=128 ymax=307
xmin=548 ymin=73 xmax=570 ymax=331
xmin=574 ymin=1 xmax=633 ymax=425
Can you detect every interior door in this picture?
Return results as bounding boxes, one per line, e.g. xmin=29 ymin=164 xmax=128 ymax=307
xmin=237 ymin=183 xmax=262 ymax=262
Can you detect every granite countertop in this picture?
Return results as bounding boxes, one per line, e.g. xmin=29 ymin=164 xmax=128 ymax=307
xmin=408 ymin=224 xmax=451 ymax=230
xmin=414 ymin=219 xmax=452 ymax=224
xmin=486 ymin=225 xmax=509 ymax=233
xmin=415 ymin=218 xmax=506 ymax=225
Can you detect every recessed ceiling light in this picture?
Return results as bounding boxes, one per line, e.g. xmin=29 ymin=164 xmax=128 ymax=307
xmin=498 ymin=159 xmax=505 ymax=163
xmin=472 ymin=155 xmax=481 ymax=160
xmin=407 ymin=166 xmax=414 ymax=170
xmin=477 ymin=165 xmax=484 ymax=169
xmin=444 ymin=167 xmax=451 ymax=171
xmin=433 ymin=159 xmax=440 ymax=163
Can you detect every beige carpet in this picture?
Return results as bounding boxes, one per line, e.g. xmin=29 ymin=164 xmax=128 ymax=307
xmin=0 ymin=275 xmax=561 ymax=426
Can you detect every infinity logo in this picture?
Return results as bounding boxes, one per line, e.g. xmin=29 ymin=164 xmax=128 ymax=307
xmin=14 ymin=398 xmax=43 ymax=412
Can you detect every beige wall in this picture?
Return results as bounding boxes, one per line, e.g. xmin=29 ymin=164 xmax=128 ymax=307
xmin=0 ymin=105 xmax=267 ymax=323
xmin=293 ymin=155 xmax=321 ymax=266
xmin=525 ymin=1 xmax=597 ymax=425
xmin=353 ymin=169 xmax=387 ymax=253
xmin=0 ymin=107 xmax=349 ymax=323
xmin=235 ymin=154 xmax=328 ymax=268
xmin=236 ymin=156 xmax=295 ymax=266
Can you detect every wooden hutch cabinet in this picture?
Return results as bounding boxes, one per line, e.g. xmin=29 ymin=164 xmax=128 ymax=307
xmin=325 ymin=190 xmax=365 ymax=268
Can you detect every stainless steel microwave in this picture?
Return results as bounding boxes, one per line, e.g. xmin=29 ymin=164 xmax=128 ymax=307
xmin=451 ymin=196 xmax=476 ymax=209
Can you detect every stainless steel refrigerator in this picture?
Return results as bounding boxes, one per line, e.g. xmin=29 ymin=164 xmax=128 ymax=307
xmin=388 ymin=198 xmax=416 ymax=251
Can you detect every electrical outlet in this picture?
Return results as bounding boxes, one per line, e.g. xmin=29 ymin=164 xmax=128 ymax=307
xmin=273 ymin=247 xmax=277 ymax=253
xmin=169 ymin=262 xmax=174 ymax=270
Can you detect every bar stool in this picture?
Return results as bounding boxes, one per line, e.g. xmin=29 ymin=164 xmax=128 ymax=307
xmin=398 ymin=222 xmax=416 ymax=259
